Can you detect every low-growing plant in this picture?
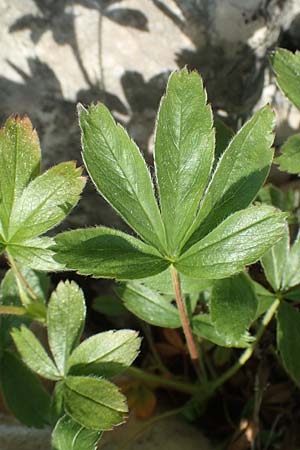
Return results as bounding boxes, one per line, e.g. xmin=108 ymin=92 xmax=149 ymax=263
xmin=54 ymin=67 xmax=287 ymax=381
xmin=0 ymin=116 xmax=140 ymax=450
xmin=1 ymin=50 xmax=300 ymax=448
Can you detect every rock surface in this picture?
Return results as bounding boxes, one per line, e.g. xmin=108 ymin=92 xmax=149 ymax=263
xmin=0 ymin=413 xmax=212 ymax=450
xmin=1 ymin=0 xmax=300 ymax=228
xmin=0 ymin=415 xmax=51 ymax=450
xmin=100 ymin=413 xmax=212 ymax=450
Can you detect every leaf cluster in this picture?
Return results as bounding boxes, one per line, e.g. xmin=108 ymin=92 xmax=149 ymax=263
xmin=54 ymin=69 xmax=286 ymax=283
xmin=0 ymin=115 xmax=85 ymax=272
xmin=1 ymin=278 xmax=140 ymax=449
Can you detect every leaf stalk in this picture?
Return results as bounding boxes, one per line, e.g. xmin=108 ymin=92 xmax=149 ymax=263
xmin=6 ymin=253 xmax=38 ymax=302
xmin=126 ymin=366 xmax=198 ymax=395
xmin=171 ymin=266 xmax=201 ymax=377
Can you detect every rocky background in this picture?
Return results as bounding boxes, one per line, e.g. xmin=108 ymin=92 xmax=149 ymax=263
xmin=1 ymin=0 xmax=300 ymax=230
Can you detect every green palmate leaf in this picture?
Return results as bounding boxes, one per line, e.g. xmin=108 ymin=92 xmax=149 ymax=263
xmin=276 ymin=134 xmax=300 ymax=174
xmin=116 ymin=281 xmax=181 ymax=328
xmin=184 ymin=106 xmax=275 ymax=248
xmin=7 ymin=236 xmax=64 ymax=272
xmin=192 ymin=314 xmax=253 ymax=348
xmin=138 ymin=267 xmax=212 ymax=295
xmin=277 ymin=302 xmax=300 ymax=386
xmin=210 ymin=273 xmax=258 ymax=344
xmin=11 ymin=325 xmax=60 ymax=380
xmin=282 ymin=231 xmax=300 ymax=289
xmin=0 ymin=351 xmax=50 ymax=428
xmin=154 ymin=68 xmax=214 ymax=255
xmin=54 ymin=227 xmax=169 ymax=279
xmin=64 ymin=376 xmax=128 ymax=430
xmin=68 ymin=330 xmax=140 ymax=377
xmin=175 ymin=205 xmax=286 ymax=279
xmin=79 ymin=103 xmax=167 ymax=254
xmin=271 ymin=48 xmax=300 ymax=110
xmin=52 ymin=415 xmax=102 ymax=450
xmin=7 ymin=162 xmax=85 ymax=241
xmin=0 ymin=116 xmax=40 ymax=239
xmin=48 ymin=281 xmax=86 ymax=376
xmin=261 ymin=224 xmax=289 ymax=291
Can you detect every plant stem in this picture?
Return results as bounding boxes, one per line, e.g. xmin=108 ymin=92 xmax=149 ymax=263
xmin=0 ymin=305 xmax=26 ymax=315
xmin=141 ymin=322 xmax=170 ymax=374
xmin=7 ymin=253 xmax=37 ymax=301
xmin=211 ymin=298 xmax=280 ymax=391
xmin=126 ymin=366 xmax=198 ymax=395
xmin=171 ymin=266 xmax=201 ymax=377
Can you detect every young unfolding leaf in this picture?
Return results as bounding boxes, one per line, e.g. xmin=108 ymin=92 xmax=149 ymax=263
xmin=54 ymin=227 xmax=169 ymax=279
xmin=277 ymin=302 xmax=300 ymax=386
xmin=271 ymin=48 xmax=300 ymax=110
xmin=282 ymin=231 xmax=300 ymax=289
xmin=116 ymin=281 xmax=181 ymax=328
xmin=175 ymin=206 xmax=286 ymax=279
xmin=79 ymin=103 xmax=167 ymax=254
xmin=52 ymin=415 xmax=102 ymax=450
xmin=210 ymin=273 xmax=258 ymax=345
xmin=0 ymin=351 xmax=50 ymax=428
xmin=0 ymin=116 xmax=40 ymax=239
xmin=8 ymin=162 xmax=85 ymax=241
xmin=48 ymin=281 xmax=86 ymax=376
xmin=11 ymin=325 xmax=60 ymax=380
xmin=184 ymin=106 xmax=275 ymax=248
xmin=67 ymin=330 xmax=140 ymax=377
xmin=154 ymin=68 xmax=214 ymax=255
xmin=261 ymin=224 xmax=289 ymax=291
xmin=276 ymin=134 xmax=300 ymax=174
xmin=64 ymin=376 xmax=128 ymax=430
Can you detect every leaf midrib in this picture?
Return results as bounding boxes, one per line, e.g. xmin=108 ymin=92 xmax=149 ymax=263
xmin=8 ymin=168 xmax=78 ymax=241
xmin=179 ymin=209 xmax=279 ymax=260
xmin=18 ymin=328 xmax=59 ymax=378
xmin=69 ymin=333 xmax=136 ymax=369
xmin=84 ymin=121 xmax=164 ymax=250
xmin=66 ymin=382 xmax=125 ymax=413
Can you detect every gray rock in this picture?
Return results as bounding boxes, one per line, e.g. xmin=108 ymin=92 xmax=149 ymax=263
xmin=100 ymin=413 xmax=212 ymax=450
xmin=0 ymin=415 xmax=51 ymax=450
xmin=0 ymin=0 xmax=300 ymax=229
xmin=0 ymin=413 xmax=212 ymax=450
